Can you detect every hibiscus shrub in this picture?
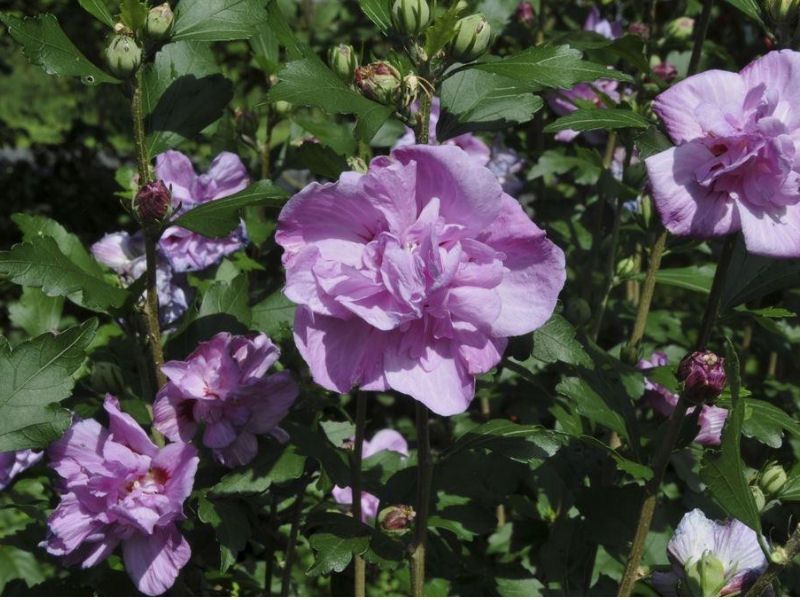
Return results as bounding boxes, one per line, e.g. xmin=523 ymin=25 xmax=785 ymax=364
xmin=3 ymin=0 xmax=800 ymax=597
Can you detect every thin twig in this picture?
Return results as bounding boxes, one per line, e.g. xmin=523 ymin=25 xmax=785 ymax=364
xmin=352 ymin=392 xmax=368 ymax=596
xmin=410 ymin=403 xmax=432 ymax=596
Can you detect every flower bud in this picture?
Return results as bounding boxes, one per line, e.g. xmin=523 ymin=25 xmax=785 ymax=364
xmin=628 ymin=21 xmax=650 ymax=39
xmin=677 ymin=350 xmax=726 ymax=403
xmin=652 ymin=61 xmax=678 ymax=83
xmin=685 ymin=552 xmax=727 ymax=597
xmin=145 ymin=2 xmax=174 ymax=40
xmin=515 ymin=2 xmax=535 ymax=26
xmin=759 ymin=462 xmax=788 ymax=496
xmin=750 ymin=485 xmax=766 ymax=512
xmin=391 ymin=0 xmax=431 ymax=36
xmin=616 ymin=256 xmax=637 ymax=279
xmin=328 ymin=44 xmax=358 ymax=83
xmin=135 ymin=180 xmax=171 ymax=223
xmin=104 ymin=34 xmax=142 ymax=78
xmin=355 ymin=61 xmax=402 ymax=105
xmin=449 ymin=14 xmax=492 ymax=62
xmin=664 ymin=17 xmax=695 ymax=41
xmin=378 ymin=504 xmax=415 ymax=535
xmin=274 ymin=100 xmax=292 ymax=115
xmin=764 ymin=0 xmax=800 ymax=24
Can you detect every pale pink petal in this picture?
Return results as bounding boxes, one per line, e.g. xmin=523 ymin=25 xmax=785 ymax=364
xmin=155 ymin=151 xmax=198 ymax=209
xmin=202 ymin=152 xmax=250 ymax=200
xmin=104 ymin=395 xmax=158 ymax=457
xmin=738 ymin=200 xmax=800 ymax=257
xmin=740 ymin=49 xmax=800 ymax=131
xmin=364 ymin=429 xmax=409 ymax=458
xmin=152 ymin=443 xmax=198 ymax=509
xmin=123 ymin=526 xmax=191 ymax=596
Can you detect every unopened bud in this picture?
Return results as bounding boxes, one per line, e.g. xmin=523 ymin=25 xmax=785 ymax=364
xmin=274 ymin=100 xmax=292 ymax=115
xmin=378 ymin=505 xmax=416 ymax=535
xmin=145 ymin=2 xmax=174 ymax=39
xmin=105 ymin=34 xmax=142 ymax=78
xmin=328 ymin=44 xmax=358 ymax=83
xmin=616 ymin=256 xmax=637 ymax=278
xmin=685 ymin=552 xmax=726 ymax=597
xmin=628 ymin=21 xmax=650 ymax=39
xmin=652 ymin=61 xmax=678 ymax=83
xmin=759 ymin=462 xmax=788 ymax=496
xmin=677 ymin=350 xmax=726 ymax=403
xmin=355 ymin=61 xmax=402 ymax=105
xmin=664 ymin=17 xmax=695 ymax=41
xmin=515 ymin=2 xmax=535 ymax=26
xmin=449 ymin=14 xmax=492 ymax=62
xmin=135 ymin=180 xmax=171 ymax=223
xmin=750 ymin=485 xmax=766 ymax=512
xmin=391 ymin=0 xmax=431 ymax=36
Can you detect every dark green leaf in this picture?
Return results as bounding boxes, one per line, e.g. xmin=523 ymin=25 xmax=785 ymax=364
xmin=700 ymin=339 xmax=762 ymax=533
xmin=356 ymin=0 xmax=392 ymax=32
xmin=143 ymin=41 xmax=233 ymax=156
xmin=78 ymin=0 xmax=115 ymax=26
xmin=0 ymin=546 xmax=47 ymax=593
xmin=468 ymin=45 xmax=632 ymax=92
xmin=250 ymin=291 xmax=296 ymax=342
xmin=211 ymin=443 xmax=306 ymax=495
xmin=269 ymin=58 xmax=394 ymax=142
xmin=198 ymin=273 xmax=251 ymax=328
xmin=0 ymin=320 xmax=97 ymax=451
xmin=544 ymin=108 xmax=650 ymax=133
xmin=635 ymin=126 xmax=672 ymax=160
xmin=579 ymin=435 xmax=653 ymax=480
xmin=0 ymin=237 xmax=129 ymax=312
xmin=721 ymin=237 xmax=800 ymax=310
xmin=120 ymin=0 xmax=148 ymax=31
xmin=722 ymin=0 xmax=765 ymax=26
xmin=632 ymin=265 xmax=714 ymax=295
xmin=442 ymin=419 xmax=564 ymax=462
xmin=197 ymin=497 xmax=251 ymax=572
xmin=307 ymin=513 xmax=371 ymax=576
xmin=531 ymin=314 xmax=592 ymax=367
xmin=741 ymin=399 xmax=800 ymax=449
xmin=172 ymin=0 xmax=269 ymax=41
xmin=175 ymin=180 xmax=288 ymax=237
xmin=8 ymin=287 xmax=63 ymax=337
xmin=424 ymin=4 xmax=461 ymax=57
xmin=0 ymin=13 xmax=118 ymax=85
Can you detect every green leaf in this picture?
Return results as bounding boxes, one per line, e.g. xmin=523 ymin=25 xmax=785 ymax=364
xmin=579 ymin=435 xmax=653 ymax=480
xmin=700 ymin=339 xmax=762 ymax=533
xmin=544 ymin=108 xmax=650 ymax=133
xmin=269 ymin=58 xmax=394 ymax=142
xmin=175 ymin=180 xmax=288 ymax=237
xmin=438 ymin=68 xmax=543 ymax=138
xmin=0 ymin=320 xmax=97 ymax=451
xmin=722 ymin=0 xmax=765 ymax=26
xmin=442 ymin=419 xmax=564 ymax=462
xmin=172 ymin=0 xmax=269 ymax=41
xmin=0 ymin=13 xmax=118 ymax=85
xmin=721 ymin=237 xmax=800 ymax=310
xmin=250 ymin=291 xmax=296 ymax=342
xmin=120 ymin=0 xmax=149 ymax=31
xmin=143 ymin=41 xmax=233 ymax=156
xmin=635 ymin=126 xmax=672 ymax=160
xmin=198 ymin=273 xmax=251 ymax=328
xmin=211 ymin=443 xmax=306 ymax=495
xmin=78 ymin=0 xmax=115 ymax=26
xmin=197 ymin=497 xmax=252 ymax=572
xmin=531 ymin=314 xmax=592 ymax=367
xmin=633 ymin=265 xmax=714 ymax=295
xmin=356 ymin=0 xmax=392 ymax=32
xmin=0 ymin=237 xmax=129 ymax=312
xmin=468 ymin=45 xmax=632 ymax=92
xmin=8 ymin=287 xmax=63 ymax=337
xmin=741 ymin=398 xmax=800 ymax=449
xmin=424 ymin=3 xmax=461 ymax=57
xmin=0 ymin=546 xmax=47 ymax=593
xmin=307 ymin=513 xmax=371 ymax=576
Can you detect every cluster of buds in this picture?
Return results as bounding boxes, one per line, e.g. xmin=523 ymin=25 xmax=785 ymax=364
xmin=391 ymin=0 xmax=431 ymax=36
xmin=378 ymin=505 xmax=416 ymax=535
xmin=355 ymin=61 xmax=402 ymax=105
xmin=134 ymin=180 xmax=172 ymax=224
xmin=449 ymin=13 xmax=492 ymax=62
xmin=677 ymin=350 xmax=726 ymax=403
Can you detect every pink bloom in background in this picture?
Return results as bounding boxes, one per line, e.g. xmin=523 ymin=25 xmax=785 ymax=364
xmin=652 ymin=509 xmax=766 ymax=596
xmin=394 ymin=97 xmax=491 ymax=166
xmin=0 ymin=449 xmax=42 ymax=491
xmin=154 ymin=332 xmax=298 ymax=467
xmin=646 ymin=50 xmax=800 ymax=258
xmin=156 ymin=151 xmax=250 ymax=272
xmin=91 ymin=231 xmax=190 ymax=325
xmin=546 ymin=8 xmax=623 ymax=143
xmin=638 ymin=352 xmax=728 ymax=446
xmin=332 ymin=429 xmax=409 ymax=521
xmin=276 ymin=144 xmax=565 ymax=416
xmin=44 ymin=395 xmax=197 ymax=596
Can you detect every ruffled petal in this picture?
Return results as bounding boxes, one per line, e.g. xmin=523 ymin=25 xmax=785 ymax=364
xmin=104 ymin=395 xmax=158 ymax=457
xmin=738 ymin=199 xmax=800 ymax=258
xmin=123 ymin=526 xmax=191 ymax=596
xmin=740 ymin=49 xmax=800 ymax=132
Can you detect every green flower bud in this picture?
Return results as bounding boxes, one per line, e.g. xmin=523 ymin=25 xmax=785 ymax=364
xmin=449 ymin=14 xmax=492 ymax=62
xmin=750 ymin=485 xmax=766 ymax=512
xmin=764 ymin=0 xmax=800 ymax=24
xmin=391 ymin=0 xmax=431 ymax=36
xmin=145 ymin=2 xmax=174 ymax=39
xmin=759 ymin=462 xmax=788 ymax=496
xmin=685 ymin=553 xmax=727 ymax=597
xmin=104 ymin=34 xmax=142 ymax=78
xmin=664 ymin=17 xmax=695 ymax=41
xmin=355 ymin=61 xmax=402 ymax=105
xmin=565 ymin=298 xmax=592 ymax=326
xmin=616 ymin=256 xmax=637 ymax=279
xmin=378 ymin=505 xmax=416 ymax=536
xmin=328 ymin=44 xmax=358 ymax=83
xmin=274 ymin=100 xmax=292 ymax=115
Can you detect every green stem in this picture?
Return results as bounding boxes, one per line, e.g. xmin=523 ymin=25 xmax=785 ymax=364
xmin=746 ymin=525 xmax=800 ymax=596
xmin=352 ymin=392 xmax=368 ymax=597
xmin=132 ymin=69 xmax=150 ymax=185
xmin=696 ymin=235 xmax=736 ymax=349
xmin=688 ymin=0 xmax=714 ymax=76
xmin=617 ymin=396 xmax=689 ymax=596
xmin=410 ymin=403 xmax=432 ymax=596
xmin=417 ymin=93 xmax=432 ymax=145
xmin=281 ymin=470 xmax=310 ymax=596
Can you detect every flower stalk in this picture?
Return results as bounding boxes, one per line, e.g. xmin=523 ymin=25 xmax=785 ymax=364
xmin=410 ymin=402 xmax=432 ymax=596
xmin=352 ymin=392 xmax=368 ymax=596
